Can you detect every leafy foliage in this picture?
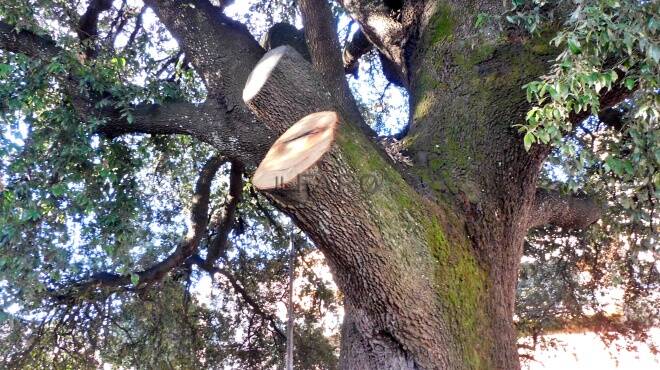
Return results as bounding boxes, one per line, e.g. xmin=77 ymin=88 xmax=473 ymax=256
xmin=509 ymin=0 xmax=659 ymax=359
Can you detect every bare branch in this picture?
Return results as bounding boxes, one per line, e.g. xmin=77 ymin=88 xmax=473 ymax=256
xmin=529 ymin=189 xmax=602 ymax=230
xmin=343 ymin=28 xmax=373 ymax=77
xmin=189 ymin=254 xmax=287 ymax=340
xmin=204 ymin=160 xmax=244 ymax=265
xmin=125 ymin=5 xmax=146 ymax=49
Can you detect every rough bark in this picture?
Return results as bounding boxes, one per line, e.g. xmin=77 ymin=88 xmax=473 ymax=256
xmin=529 ymin=190 xmax=602 ymax=229
xmin=243 ymin=31 xmax=492 ymax=369
xmin=260 ymin=22 xmax=311 ymax=61
xmin=334 ymin=1 xmax=575 ymax=368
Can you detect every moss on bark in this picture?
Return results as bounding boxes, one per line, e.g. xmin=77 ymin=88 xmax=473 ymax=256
xmin=337 ymin=120 xmax=491 ymax=368
xmin=426 ymin=217 xmax=490 ymax=369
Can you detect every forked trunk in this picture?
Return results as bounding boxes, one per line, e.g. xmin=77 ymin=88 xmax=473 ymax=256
xmin=243 ymin=37 xmax=550 ymax=367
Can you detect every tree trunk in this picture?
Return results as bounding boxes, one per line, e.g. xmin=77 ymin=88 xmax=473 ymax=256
xmin=242 ymin=40 xmax=552 ymax=368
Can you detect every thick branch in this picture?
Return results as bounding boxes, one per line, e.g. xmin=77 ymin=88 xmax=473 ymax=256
xmin=298 ymin=0 xmax=347 ymax=88
xmin=77 ymin=0 xmax=114 ymax=58
xmin=337 ymin=0 xmax=411 ymax=87
xmin=144 ymin=0 xmax=263 ymax=102
xmin=597 ymin=107 xmax=626 ymax=131
xmin=298 ymin=0 xmax=366 ymax=129
xmin=1 ymin=19 xmax=271 ymax=167
xmin=529 ymin=189 xmax=602 ymax=230
xmin=143 ymin=0 xmax=275 ymax=165
xmin=95 ymin=101 xmax=221 ymax=138
xmin=0 ymin=21 xmax=59 ymax=59
xmin=52 ymin=155 xmax=225 ymax=301
xmin=97 ymin=99 xmax=271 ymax=166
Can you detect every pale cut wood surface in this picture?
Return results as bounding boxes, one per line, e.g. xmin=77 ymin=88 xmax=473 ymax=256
xmin=252 ymin=111 xmax=338 ymax=190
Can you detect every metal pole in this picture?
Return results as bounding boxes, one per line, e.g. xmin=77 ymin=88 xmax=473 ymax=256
xmin=285 ymin=231 xmax=295 ymax=370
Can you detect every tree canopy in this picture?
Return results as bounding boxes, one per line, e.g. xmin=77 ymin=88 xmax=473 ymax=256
xmin=0 ymin=0 xmax=657 ymax=368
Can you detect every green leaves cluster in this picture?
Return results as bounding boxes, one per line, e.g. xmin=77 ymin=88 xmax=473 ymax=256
xmin=517 ymin=0 xmax=658 ymax=147
xmin=513 ymin=0 xmax=658 ymax=225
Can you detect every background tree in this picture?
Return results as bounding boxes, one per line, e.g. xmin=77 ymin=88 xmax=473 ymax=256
xmin=0 ymin=0 xmax=657 ymax=369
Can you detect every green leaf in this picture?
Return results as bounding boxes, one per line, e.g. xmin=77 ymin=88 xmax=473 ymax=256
xmin=523 ymin=131 xmax=536 ymax=151
xmin=624 ymin=77 xmax=636 ymax=90
xmin=622 ymin=160 xmax=634 ymax=175
xmin=536 ymin=130 xmax=550 ymax=144
xmin=475 ymin=13 xmax=488 ymax=28
xmin=47 ymin=61 xmax=64 ymax=74
xmin=130 ymin=273 xmax=140 ymax=286
xmin=111 ymin=57 xmax=127 ymax=69
xmin=567 ymin=38 xmax=582 ymax=54
xmin=23 ymin=209 xmax=40 ymax=221
xmin=51 ymin=183 xmax=66 ymax=197
xmin=608 ymin=70 xmax=618 ymax=83
xmin=0 ymin=63 xmax=11 ymax=78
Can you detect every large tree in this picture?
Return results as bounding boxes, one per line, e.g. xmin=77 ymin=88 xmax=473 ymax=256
xmin=0 ymin=0 xmax=657 ymax=369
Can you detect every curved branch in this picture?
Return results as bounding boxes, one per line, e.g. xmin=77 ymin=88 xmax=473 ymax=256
xmin=529 ymin=189 xmax=602 ymax=230
xmin=189 ymin=254 xmax=286 ymax=340
xmin=343 ymin=28 xmax=373 ymax=77
xmin=52 ymin=155 xmax=225 ymax=301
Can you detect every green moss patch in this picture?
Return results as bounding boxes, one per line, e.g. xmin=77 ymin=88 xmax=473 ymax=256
xmin=428 ymin=4 xmax=455 ymax=44
xmin=426 ymin=216 xmax=490 ymax=369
